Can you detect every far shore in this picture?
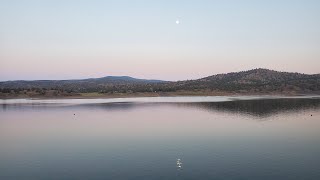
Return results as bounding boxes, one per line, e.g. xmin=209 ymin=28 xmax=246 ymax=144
xmin=1 ymin=90 xmax=319 ymax=100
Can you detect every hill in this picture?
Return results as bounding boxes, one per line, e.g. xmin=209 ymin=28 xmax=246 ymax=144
xmin=173 ymin=68 xmax=320 ymax=94
xmin=0 ymin=68 xmax=319 ymax=98
xmin=0 ymin=76 xmax=164 ymax=90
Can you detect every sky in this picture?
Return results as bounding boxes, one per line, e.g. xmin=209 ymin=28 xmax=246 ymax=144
xmin=0 ymin=0 xmax=320 ymax=81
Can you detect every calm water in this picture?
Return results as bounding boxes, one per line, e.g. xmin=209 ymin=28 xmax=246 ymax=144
xmin=1 ymin=96 xmax=320 ymax=179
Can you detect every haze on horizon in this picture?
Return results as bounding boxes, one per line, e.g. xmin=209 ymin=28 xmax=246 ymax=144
xmin=1 ymin=0 xmax=320 ymax=81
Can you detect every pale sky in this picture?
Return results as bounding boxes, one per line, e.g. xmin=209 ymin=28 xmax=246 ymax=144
xmin=0 ymin=0 xmax=320 ymax=81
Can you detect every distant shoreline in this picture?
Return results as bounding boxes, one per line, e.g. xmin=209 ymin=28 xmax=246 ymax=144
xmin=1 ymin=91 xmax=319 ymax=100
xmin=1 ymin=69 xmax=319 ymax=99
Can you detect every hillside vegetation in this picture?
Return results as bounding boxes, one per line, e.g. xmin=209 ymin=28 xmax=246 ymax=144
xmin=1 ymin=69 xmax=319 ymax=98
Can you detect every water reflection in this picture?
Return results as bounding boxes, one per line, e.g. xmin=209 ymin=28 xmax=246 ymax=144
xmin=1 ymin=97 xmax=320 ymax=179
xmin=178 ymin=98 xmax=320 ymax=118
xmin=2 ymin=98 xmax=320 ymax=119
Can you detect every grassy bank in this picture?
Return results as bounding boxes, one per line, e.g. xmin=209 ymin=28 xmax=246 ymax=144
xmin=1 ymin=89 xmax=316 ymax=99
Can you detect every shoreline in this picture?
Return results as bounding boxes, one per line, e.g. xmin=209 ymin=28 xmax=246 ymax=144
xmin=1 ymin=94 xmax=320 ymax=106
xmin=1 ymin=91 xmax=319 ymax=100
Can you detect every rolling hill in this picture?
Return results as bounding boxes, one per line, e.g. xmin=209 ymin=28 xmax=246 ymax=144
xmin=0 ymin=76 xmax=164 ymax=89
xmin=173 ymin=68 xmax=320 ymax=93
xmin=0 ymin=68 xmax=319 ymax=98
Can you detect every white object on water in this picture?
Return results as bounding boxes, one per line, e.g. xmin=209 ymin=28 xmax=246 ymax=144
xmin=177 ymin=158 xmax=182 ymax=168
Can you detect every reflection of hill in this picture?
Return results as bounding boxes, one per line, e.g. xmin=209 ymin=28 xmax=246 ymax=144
xmin=2 ymin=98 xmax=320 ymax=118
xmin=179 ymin=98 xmax=320 ymax=118
xmin=83 ymin=102 xmax=139 ymax=111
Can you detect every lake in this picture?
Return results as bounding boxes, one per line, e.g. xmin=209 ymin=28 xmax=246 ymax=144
xmin=1 ymin=96 xmax=320 ymax=179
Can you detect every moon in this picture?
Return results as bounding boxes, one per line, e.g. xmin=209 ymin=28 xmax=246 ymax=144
xmin=176 ymin=20 xmax=180 ymax=24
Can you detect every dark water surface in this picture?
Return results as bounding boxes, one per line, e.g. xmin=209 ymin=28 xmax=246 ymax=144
xmin=1 ymin=97 xmax=320 ymax=179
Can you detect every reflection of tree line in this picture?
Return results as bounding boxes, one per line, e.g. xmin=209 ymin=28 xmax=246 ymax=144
xmin=85 ymin=98 xmax=320 ymax=118
xmin=179 ymin=98 xmax=320 ymax=118
xmin=2 ymin=98 xmax=320 ymax=118
xmin=0 ymin=102 xmax=139 ymax=111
